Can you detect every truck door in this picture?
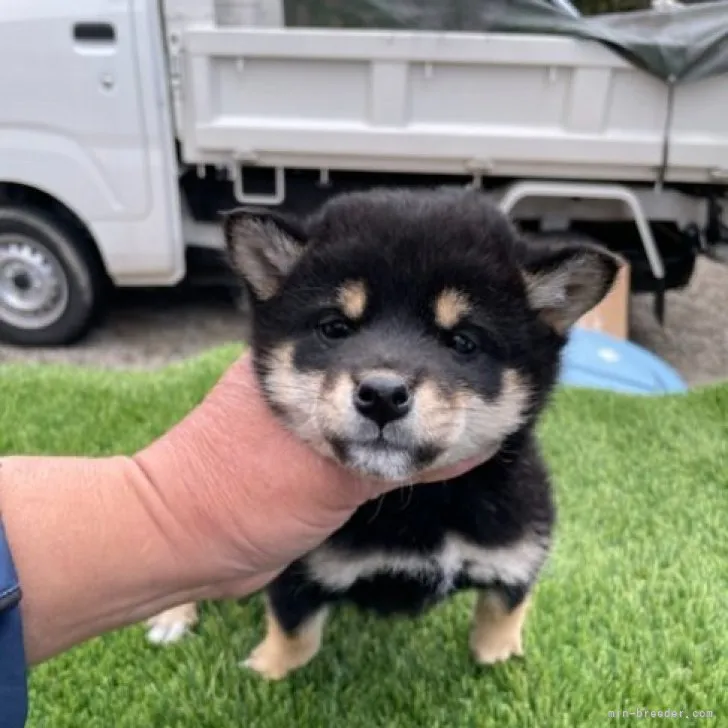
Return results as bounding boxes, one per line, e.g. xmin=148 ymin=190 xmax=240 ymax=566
xmin=0 ymin=0 xmax=184 ymax=285
xmin=0 ymin=0 xmax=153 ymax=216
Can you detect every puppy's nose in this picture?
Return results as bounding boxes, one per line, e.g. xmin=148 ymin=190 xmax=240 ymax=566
xmin=354 ymin=374 xmax=412 ymax=427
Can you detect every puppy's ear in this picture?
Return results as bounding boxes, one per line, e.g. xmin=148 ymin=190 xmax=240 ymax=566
xmin=520 ymin=240 xmax=620 ymax=333
xmin=222 ymin=207 xmax=307 ymax=301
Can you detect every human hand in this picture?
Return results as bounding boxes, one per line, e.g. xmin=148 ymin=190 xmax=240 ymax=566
xmin=133 ymin=353 xmax=485 ymax=601
xmin=0 ymin=352 xmax=486 ymax=664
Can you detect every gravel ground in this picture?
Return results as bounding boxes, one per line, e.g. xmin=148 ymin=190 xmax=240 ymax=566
xmin=630 ymin=257 xmax=728 ymax=387
xmin=0 ymin=257 xmax=726 ymax=387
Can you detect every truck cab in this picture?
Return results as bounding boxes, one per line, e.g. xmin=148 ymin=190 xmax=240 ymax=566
xmin=0 ymin=0 xmax=183 ymax=345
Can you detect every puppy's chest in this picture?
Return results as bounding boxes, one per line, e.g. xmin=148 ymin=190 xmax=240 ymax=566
xmin=304 ymin=532 xmax=545 ymax=598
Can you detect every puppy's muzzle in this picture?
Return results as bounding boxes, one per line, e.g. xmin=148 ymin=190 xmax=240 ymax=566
xmin=353 ymin=373 xmax=412 ymax=428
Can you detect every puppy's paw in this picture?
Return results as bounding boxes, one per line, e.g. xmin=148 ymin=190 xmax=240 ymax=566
xmin=469 ymin=592 xmax=529 ymax=666
xmin=470 ymin=631 xmax=524 ymax=665
xmin=241 ymin=636 xmax=319 ymax=681
xmin=146 ymin=603 xmax=198 ymax=645
xmin=241 ymin=641 xmax=292 ymax=681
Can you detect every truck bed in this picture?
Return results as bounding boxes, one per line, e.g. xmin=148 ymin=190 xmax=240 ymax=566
xmin=167 ymin=0 xmax=728 ymax=185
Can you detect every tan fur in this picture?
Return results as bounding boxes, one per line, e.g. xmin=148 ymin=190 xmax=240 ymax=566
xmin=460 ymin=368 xmax=531 ymax=441
xmin=264 ymin=343 xmax=330 ymax=453
xmin=243 ymin=597 xmax=328 ymax=680
xmin=434 ymin=288 xmax=471 ymax=329
xmin=411 ymin=378 xmax=454 ymax=444
xmin=264 ymin=350 xmax=530 ymax=478
xmin=469 ymin=592 xmax=531 ymax=665
xmin=337 ymin=280 xmax=368 ymax=320
xmin=318 ymin=371 xmax=355 ymax=436
xmin=425 ymin=368 xmax=531 ymax=471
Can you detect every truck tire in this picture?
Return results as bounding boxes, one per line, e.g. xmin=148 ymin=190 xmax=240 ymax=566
xmin=0 ymin=205 xmax=106 ymax=346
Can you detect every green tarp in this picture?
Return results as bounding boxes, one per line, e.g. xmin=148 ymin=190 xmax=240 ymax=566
xmin=282 ymin=0 xmax=728 ymax=83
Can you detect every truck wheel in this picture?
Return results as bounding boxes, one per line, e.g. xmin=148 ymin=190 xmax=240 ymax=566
xmin=0 ymin=205 xmax=105 ymax=346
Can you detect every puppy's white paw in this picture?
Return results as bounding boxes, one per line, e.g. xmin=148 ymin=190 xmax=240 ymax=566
xmin=147 ymin=620 xmax=191 ymax=645
xmin=146 ymin=603 xmax=198 ymax=645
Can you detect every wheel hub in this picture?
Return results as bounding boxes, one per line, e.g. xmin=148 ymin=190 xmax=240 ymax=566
xmin=0 ymin=235 xmax=69 ymax=330
xmin=12 ymin=271 xmax=32 ymax=291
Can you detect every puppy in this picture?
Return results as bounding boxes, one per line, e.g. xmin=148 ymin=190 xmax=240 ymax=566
xmin=146 ymin=187 xmax=618 ymax=679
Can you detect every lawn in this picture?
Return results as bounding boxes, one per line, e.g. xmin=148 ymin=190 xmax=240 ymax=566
xmin=2 ymin=345 xmax=725 ymax=728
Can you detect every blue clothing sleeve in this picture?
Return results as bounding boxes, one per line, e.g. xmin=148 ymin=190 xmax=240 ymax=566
xmin=0 ymin=521 xmax=28 ymax=728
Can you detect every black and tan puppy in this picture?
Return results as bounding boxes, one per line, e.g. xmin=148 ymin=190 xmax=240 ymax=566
xmin=146 ymin=187 xmax=617 ymax=679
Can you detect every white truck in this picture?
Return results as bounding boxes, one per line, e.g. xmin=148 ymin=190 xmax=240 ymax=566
xmin=0 ymin=0 xmax=726 ymax=345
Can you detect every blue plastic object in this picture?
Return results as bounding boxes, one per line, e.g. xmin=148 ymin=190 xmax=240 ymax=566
xmin=559 ymin=327 xmax=688 ymax=395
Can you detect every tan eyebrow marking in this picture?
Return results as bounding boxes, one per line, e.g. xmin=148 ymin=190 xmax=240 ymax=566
xmin=337 ymin=280 xmax=368 ymax=320
xmin=434 ymin=288 xmax=471 ymax=329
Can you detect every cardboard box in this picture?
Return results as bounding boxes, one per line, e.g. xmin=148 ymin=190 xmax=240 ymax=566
xmin=575 ymin=255 xmax=630 ymax=339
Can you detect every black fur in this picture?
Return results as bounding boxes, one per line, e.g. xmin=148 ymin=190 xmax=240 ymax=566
xmin=269 ymin=431 xmax=553 ymax=626
xmin=225 ymin=187 xmax=618 ymax=651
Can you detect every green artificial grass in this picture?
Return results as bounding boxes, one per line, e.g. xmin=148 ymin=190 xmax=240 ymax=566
xmin=1 ymin=346 xmax=725 ymax=727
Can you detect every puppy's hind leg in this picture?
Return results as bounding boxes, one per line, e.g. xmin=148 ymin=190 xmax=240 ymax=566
xmin=243 ymin=568 xmax=330 ymax=681
xmin=146 ymin=602 xmax=199 ymax=645
xmin=469 ymin=587 xmax=530 ymax=665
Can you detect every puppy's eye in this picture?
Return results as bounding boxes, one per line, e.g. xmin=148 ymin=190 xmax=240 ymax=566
xmin=318 ymin=315 xmax=353 ymax=341
xmin=447 ymin=331 xmax=478 ymax=356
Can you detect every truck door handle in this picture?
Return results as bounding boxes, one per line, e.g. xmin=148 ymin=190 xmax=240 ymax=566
xmin=73 ymin=22 xmax=116 ymax=43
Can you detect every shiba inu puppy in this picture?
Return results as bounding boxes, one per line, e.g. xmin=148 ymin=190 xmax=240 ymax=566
xmin=146 ymin=187 xmax=618 ymax=679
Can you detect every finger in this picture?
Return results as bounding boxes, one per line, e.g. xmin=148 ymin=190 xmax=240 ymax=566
xmin=418 ymin=454 xmax=487 ymax=483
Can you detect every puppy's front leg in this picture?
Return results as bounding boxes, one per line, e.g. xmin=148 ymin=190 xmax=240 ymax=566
xmin=243 ymin=567 xmax=331 ymax=680
xmin=469 ymin=589 xmax=530 ymax=665
xmin=243 ymin=599 xmax=328 ymax=681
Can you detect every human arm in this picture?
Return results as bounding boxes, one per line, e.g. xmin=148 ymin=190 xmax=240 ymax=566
xmin=0 ymin=355 xmax=480 ymax=666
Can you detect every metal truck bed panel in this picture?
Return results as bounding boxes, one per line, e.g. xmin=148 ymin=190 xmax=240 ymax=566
xmin=667 ymin=74 xmax=728 ymax=183
xmin=178 ymin=27 xmax=674 ymax=181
